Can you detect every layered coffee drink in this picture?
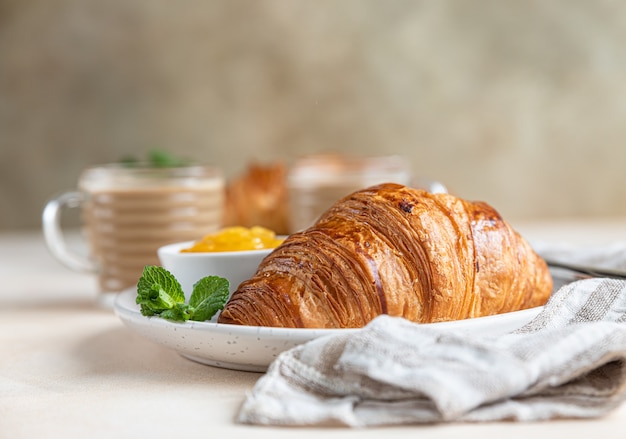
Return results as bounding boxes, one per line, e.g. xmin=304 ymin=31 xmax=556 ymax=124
xmin=287 ymin=154 xmax=412 ymax=233
xmin=79 ymin=165 xmax=224 ymax=295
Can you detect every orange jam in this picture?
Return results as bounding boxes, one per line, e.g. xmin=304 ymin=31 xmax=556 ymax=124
xmin=181 ymin=226 xmax=284 ymax=252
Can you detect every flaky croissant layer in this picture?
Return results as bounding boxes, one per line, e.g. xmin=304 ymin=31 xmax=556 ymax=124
xmin=218 ymin=183 xmax=553 ymax=328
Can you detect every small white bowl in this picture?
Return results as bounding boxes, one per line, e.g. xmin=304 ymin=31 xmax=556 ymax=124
xmin=157 ymin=241 xmax=274 ymax=299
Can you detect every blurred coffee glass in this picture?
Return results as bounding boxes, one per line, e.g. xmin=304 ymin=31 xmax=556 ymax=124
xmin=286 ymin=154 xmax=416 ymax=233
xmin=42 ymin=163 xmax=224 ymax=307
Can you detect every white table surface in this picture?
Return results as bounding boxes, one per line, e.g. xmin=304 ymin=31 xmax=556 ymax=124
xmin=2 ymin=219 xmax=626 ymax=439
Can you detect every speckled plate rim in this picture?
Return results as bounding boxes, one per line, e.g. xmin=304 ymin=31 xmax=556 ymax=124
xmin=113 ymin=288 xmax=543 ymax=372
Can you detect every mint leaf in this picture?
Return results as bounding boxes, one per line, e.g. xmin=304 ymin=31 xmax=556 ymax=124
xmin=148 ymin=149 xmax=190 ymax=167
xmin=119 ymin=149 xmax=191 ymax=168
xmin=160 ymin=303 xmax=192 ymax=321
xmin=188 ymin=276 xmax=230 ymax=322
xmin=136 ymin=266 xmax=185 ymax=317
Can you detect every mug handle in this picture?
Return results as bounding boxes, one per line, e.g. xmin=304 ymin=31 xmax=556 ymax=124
xmin=412 ymin=177 xmax=448 ymax=194
xmin=42 ymin=191 xmax=98 ymax=273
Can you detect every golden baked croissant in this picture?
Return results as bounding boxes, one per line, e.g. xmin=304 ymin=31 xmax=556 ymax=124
xmin=222 ymin=161 xmax=289 ymax=235
xmin=218 ymin=183 xmax=553 ymax=328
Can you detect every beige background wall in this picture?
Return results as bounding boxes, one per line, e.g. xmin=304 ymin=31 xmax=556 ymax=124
xmin=2 ymin=0 xmax=626 ymax=230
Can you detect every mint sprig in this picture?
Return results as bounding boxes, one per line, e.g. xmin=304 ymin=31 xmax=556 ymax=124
xmin=135 ymin=265 xmax=230 ymax=322
xmin=120 ymin=149 xmax=191 ymax=168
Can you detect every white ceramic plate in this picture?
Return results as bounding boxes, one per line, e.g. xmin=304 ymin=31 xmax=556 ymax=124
xmin=114 ymin=288 xmax=543 ymax=372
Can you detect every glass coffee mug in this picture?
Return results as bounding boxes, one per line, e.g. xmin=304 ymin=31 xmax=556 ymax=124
xmin=286 ymin=154 xmax=393 ymax=233
xmin=286 ymin=153 xmax=448 ymax=233
xmin=43 ymin=163 xmax=225 ymax=307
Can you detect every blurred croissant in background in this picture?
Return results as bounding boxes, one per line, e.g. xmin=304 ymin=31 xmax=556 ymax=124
xmin=222 ymin=162 xmax=290 ymax=235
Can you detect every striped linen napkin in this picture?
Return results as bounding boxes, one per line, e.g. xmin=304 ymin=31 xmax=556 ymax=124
xmin=237 ymin=277 xmax=626 ymax=426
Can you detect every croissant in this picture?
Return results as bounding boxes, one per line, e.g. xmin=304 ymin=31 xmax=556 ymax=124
xmin=218 ymin=183 xmax=553 ymax=328
xmin=222 ymin=162 xmax=289 ymax=235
